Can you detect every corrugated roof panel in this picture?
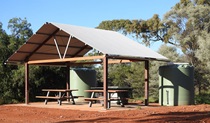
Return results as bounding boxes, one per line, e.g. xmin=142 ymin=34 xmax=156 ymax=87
xmin=36 ymin=45 xmax=59 ymax=54
xmin=37 ymin=23 xmax=58 ymax=34
xmin=17 ymin=44 xmax=38 ymax=52
xmin=8 ymin=52 xmax=29 ymax=62
xmin=6 ymin=22 xmax=169 ymax=64
xmin=29 ymin=54 xmax=60 ymax=61
xmin=27 ymin=34 xmax=48 ymax=43
xmin=51 ymin=23 xmax=168 ymax=61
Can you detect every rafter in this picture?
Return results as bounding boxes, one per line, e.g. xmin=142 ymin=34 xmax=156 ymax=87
xmin=72 ymin=45 xmax=89 ymax=57
xmin=24 ymin=28 xmax=60 ymax=61
xmin=36 ymin=32 xmax=69 ymax=38
xmin=26 ymin=42 xmax=92 ymax=49
xmin=16 ymin=51 xmax=75 ymax=57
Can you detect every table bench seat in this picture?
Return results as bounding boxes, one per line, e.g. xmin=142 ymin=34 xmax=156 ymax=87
xmin=36 ymin=96 xmax=62 ymax=99
xmin=84 ymin=97 xmax=129 ymax=101
xmin=109 ymin=97 xmax=130 ymax=101
xmin=36 ymin=88 xmax=81 ymax=106
xmin=72 ymin=96 xmax=84 ymax=98
xmin=84 ymin=98 xmax=104 ymax=107
xmin=36 ymin=96 xmax=84 ymax=100
xmin=84 ymin=97 xmax=129 ymax=108
xmin=84 ymin=98 xmax=104 ymax=101
xmin=36 ymin=96 xmax=68 ymax=105
xmin=84 ymin=89 xmax=130 ymax=108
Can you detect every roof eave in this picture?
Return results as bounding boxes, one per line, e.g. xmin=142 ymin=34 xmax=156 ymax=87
xmin=107 ymin=54 xmax=170 ymax=62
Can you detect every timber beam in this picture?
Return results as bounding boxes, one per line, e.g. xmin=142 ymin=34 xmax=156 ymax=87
xmin=27 ymin=55 xmax=105 ymax=64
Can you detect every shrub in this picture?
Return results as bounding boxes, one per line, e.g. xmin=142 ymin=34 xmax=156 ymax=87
xmin=195 ymin=93 xmax=210 ymax=104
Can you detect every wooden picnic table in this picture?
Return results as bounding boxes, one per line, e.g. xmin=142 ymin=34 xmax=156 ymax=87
xmin=36 ymin=89 xmax=79 ymax=105
xmin=84 ymin=89 xmax=129 ymax=108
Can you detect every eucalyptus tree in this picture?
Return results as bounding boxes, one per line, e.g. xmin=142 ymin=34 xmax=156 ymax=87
xmin=0 ymin=22 xmax=11 ymax=104
xmin=163 ymin=0 xmax=210 ymax=65
xmin=7 ymin=18 xmax=33 ymax=53
xmin=194 ymin=32 xmax=210 ymax=93
xmin=149 ymin=44 xmax=182 ymax=101
xmin=97 ymin=0 xmax=210 ymax=95
xmin=0 ymin=18 xmax=68 ymax=104
xmin=97 ymin=14 xmax=169 ymax=46
xmin=0 ymin=18 xmax=34 ymax=104
xmin=163 ymin=0 xmax=210 ymax=94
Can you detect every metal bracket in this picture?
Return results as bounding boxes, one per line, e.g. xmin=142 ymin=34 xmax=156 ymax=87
xmin=54 ymin=35 xmax=72 ymax=59
xmin=63 ymin=35 xmax=72 ymax=59
xmin=54 ymin=36 xmax=62 ymax=59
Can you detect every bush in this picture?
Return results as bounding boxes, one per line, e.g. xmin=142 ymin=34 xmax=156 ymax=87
xmin=0 ymin=98 xmax=4 ymax=105
xmin=195 ymin=93 xmax=210 ymax=104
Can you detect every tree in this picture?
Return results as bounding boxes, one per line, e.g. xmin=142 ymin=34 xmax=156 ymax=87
xmin=0 ymin=22 xmax=10 ymax=62
xmin=196 ymin=32 xmax=210 ymax=69
xmin=97 ymin=14 xmax=170 ymax=46
xmin=194 ymin=32 xmax=210 ymax=93
xmin=163 ymin=0 xmax=210 ymax=65
xmin=163 ymin=0 xmax=210 ymax=94
xmin=0 ymin=18 xmax=69 ymax=104
xmin=8 ymin=18 xmax=33 ymax=40
xmin=149 ymin=44 xmax=183 ymax=101
xmin=7 ymin=18 xmax=33 ymax=53
xmin=0 ymin=22 xmax=13 ymax=104
xmin=0 ymin=18 xmax=34 ymax=104
xmin=97 ymin=0 xmax=210 ymax=96
xmin=108 ymin=62 xmax=145 ymax=98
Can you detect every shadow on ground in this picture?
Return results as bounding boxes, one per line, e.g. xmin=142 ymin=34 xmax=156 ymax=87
xmin=56 ymin=111 xmax=210 ymax=123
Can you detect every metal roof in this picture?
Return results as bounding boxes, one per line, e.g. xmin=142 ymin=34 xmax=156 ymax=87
xmin=6 ymin=22 xmax=169 ymax=64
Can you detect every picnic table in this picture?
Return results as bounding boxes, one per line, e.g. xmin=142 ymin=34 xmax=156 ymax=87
xmin=84 ymin=89 xmax=129 ymax=108
xmin=36 ymin=89 xmax=79 ymax=105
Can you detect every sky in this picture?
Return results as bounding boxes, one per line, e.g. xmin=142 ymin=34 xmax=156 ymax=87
xmin=0 ymin=0 xmax=180 ymax=51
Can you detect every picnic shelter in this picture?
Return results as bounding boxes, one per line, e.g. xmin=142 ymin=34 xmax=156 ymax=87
xmin=5 ymin=22 xmax=169 ymax=109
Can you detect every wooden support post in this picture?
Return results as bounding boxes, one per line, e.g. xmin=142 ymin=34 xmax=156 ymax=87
xmin=103 ymin=55 xmax=108 ymax=109
xmin=144 ymin=60 xmax=149 ymax=106
xmin=25 ymin=63 xmax=29 ymax=104
xmin=66 ymin=65 xmax=70 ymax=102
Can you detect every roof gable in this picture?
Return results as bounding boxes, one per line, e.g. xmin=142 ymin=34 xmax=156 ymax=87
xmin=6 ymin=22 xmax=169 ymax=64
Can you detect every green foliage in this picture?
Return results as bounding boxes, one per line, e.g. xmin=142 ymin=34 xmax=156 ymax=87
xmin=97 ymin=0 xmax=210 ymax=101
xmin=1 ymin=1 xmax=210 ymax=105
xmin=29 ymin=66 xmax=66 ymax=102
xmin=0 ymin=20 xmax=22 ymax=104
xmin=108 ymin=62 xmax=144 ymax=98
xmin=8 ymin=17 xmax=33 ymax=40
xmin=194 ymin=32 xmax=210 ymax=93
xmin=196 ymin=32 xmax=210 ymax=67
xmin=97 ymin=15 xmax=169 ymax=46
xmin=163 ymin=0 xmax=210 ymax=95
xmin=149 ymin=44 xmax=183 ymax=102
xmin=0 ymin=18 xmax=67 ymax=104
xmin=195 ymin=93 xmax=210 ymax=104
xmin=163 ymin=0 xmax=210 ymax=64
xmin=109 ymin=64 xmax=130 ymax=86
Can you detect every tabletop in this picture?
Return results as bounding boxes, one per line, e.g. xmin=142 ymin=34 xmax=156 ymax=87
xmin=85 ymin=89 xmax=128 ymax=93
xmin=42 ymin=89 xmax=78 ymax=92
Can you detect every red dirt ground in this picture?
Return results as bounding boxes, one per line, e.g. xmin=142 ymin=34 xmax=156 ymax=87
xmin=0 ymin=103 xmax=210 ymax=123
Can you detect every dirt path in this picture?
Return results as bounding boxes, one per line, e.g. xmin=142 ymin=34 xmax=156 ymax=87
xmin=0 ymin=104 xmax=210 ymax=123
